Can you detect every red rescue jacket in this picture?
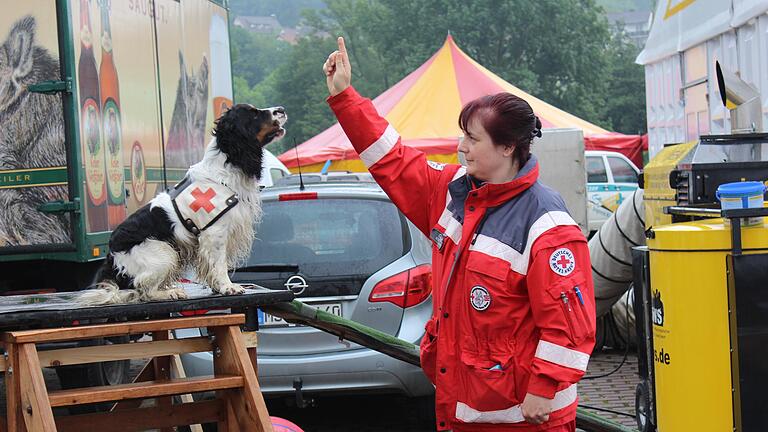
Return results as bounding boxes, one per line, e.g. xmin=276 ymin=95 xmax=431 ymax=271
xmin=329 ymin=87 xmax=596 ymax=431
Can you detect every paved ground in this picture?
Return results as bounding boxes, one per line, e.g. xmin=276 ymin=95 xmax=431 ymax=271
xmin=0 ymin=349 xmax=639 ymax=431
xmin=578 ymin=349 xmax=639 ymax=429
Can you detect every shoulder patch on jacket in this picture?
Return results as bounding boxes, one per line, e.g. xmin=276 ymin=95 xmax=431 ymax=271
xmin=427 ymin=160 xmax=446 ymax=171
xmin=549 ymin=248 xmax=576 ymax=276
xmin=169 ymin=177 xmax=239 ymax=235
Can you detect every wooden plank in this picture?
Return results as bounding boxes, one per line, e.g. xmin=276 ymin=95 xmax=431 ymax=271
xmin=48 ymin=375 xmax=243 ymax=407
xmin=37 ymin=337 xmax=213 ymax=367
xmin=224 ymin=397 xmax=240 ymax=432
xmin=213 ymin=326 xmax=273 ymax=432
xmin=17 ymin=343 xmax=57 ymax=431
xmin=242 ymin=331 xmax=258 ymax=349
xmin=4 ymin=343 xmax=24 ymax=432
xmin=244 ymin=331 xmax=259 ymax=374
xmin=4 ymin=314 xmax=244 ymax=344
xmin=153 ymin=330 xmax=174 ymax=432
xmin=111 ymin=359 xmax=153 ymax=412
xmin=55 ymin=399 xmax=224 ymax=432
xmin=170 ymin=354 xmax=204 ymax=432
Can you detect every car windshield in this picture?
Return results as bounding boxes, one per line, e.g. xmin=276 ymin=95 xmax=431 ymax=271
xmin=249 ymin=198 xmax=406 ymax=278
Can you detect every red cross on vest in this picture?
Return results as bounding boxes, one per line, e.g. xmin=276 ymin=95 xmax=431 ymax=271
xmin=189 ymin=187 xmax=216 ymax=213
xmin=556 ymin=254 xmax=572 ymax=269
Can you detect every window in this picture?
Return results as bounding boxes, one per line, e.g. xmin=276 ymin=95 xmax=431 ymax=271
xmin=250 ymin=199 xmax=405 ymax=278
xmin=608 ymin=157 xmax=638 ymax=183
xmin=586 ymin=157 xmax=608 ymax=183
xmin=269 ymin=168 xmax=286 ymax=184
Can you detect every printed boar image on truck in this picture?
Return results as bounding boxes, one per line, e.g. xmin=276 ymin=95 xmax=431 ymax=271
xmin=0 ymin=0 xmax=234 ymax=394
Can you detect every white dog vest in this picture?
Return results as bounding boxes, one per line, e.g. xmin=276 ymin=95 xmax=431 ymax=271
xmin=169 ymin=176 xmax=239 ymax=235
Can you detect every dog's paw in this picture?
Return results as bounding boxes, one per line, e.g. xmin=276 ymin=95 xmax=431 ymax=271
xmin=167 ymin=287 xmax=189 ymax=300
xmin=214 ymin=283 xmax=246 ymax=296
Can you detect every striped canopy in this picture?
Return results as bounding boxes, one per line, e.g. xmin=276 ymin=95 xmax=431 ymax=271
xmin=280 ymin=35 xmax=641 ymax=171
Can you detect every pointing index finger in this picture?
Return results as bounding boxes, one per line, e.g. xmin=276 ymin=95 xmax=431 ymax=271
xmin=338 ymin=37 xmax=348 ymax=63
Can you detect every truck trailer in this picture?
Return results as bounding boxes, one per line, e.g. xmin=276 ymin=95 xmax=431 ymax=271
xmin=0 ymin=0 xmax=234 ymax=391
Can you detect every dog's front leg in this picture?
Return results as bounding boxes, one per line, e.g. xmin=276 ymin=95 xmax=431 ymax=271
xmin=197 ymin=228 xmax=245 ymax=296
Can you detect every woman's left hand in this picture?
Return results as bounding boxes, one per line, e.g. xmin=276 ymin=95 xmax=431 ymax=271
xmin=521 ymin=392 xmax=552 ymax=425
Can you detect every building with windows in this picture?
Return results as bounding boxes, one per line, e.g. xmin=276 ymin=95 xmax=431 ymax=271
xmin=638 ymin=1 xmax=768 ymax=158
xmin=607 ymin=10 xmax=652 ymax=47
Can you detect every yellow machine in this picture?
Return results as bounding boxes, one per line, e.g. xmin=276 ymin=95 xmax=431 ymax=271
xmin=642 ymin=218 xmax=768 ymax=431
xmin=633 ymin=133 xmax=768 ymax=431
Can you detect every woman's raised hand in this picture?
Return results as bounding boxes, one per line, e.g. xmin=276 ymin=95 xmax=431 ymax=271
xmin=324 ymin=37 xmax=351 ymax=96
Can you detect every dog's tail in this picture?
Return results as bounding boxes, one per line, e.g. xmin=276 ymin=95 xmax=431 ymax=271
xmin=76 ymin=255 xmax=140 ymax=306
xmin=76 ymin=281 xmax=141 ymax=305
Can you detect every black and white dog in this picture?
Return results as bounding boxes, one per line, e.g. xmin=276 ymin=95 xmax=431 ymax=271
xmin=79 ymin=105 xmax=287 ymax=304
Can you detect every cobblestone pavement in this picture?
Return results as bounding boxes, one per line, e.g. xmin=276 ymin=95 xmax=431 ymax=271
xmin=579 ymin=349 xmax=639 ymax=429
xmin=0 ymin=351 xmax=639 ymax=431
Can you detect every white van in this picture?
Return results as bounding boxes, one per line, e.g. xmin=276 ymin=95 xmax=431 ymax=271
xmin=585 ymin=150 xmax=641 ymax=234
xmin=260 ymin=148 xmax=291 ymax=188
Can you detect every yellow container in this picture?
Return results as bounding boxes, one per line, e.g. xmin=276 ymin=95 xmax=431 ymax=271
xmin=647 ymin=217 xmax=768 ymax=432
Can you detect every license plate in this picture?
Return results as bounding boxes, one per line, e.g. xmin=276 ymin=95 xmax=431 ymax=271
xmin=258 ymin=302 xmax=342 ymax=328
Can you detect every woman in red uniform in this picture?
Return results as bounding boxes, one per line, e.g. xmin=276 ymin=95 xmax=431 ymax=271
xmin=323 ymin=37 xmax=595 ymax=432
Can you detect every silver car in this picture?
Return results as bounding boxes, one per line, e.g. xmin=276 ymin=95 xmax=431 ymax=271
xmin=177 ymin=173 xmax=435 ymax=402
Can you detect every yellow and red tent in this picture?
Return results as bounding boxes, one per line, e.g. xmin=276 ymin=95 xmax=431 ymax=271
xmin=279 ymin=35 xmax=645 ymax=172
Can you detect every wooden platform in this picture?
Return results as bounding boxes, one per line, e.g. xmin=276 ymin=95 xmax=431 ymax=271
xmin=0 ymin=283 xmax=293 ymax=330
xmin=2 ymin=313 xmax=280 ymax=431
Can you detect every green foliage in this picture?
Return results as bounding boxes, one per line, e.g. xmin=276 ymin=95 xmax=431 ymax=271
xmin=229 ymin=0 xmax=648 ymax=158
xmin=228 ymin=0 xmax=326 ymax=27
xmin=230 ymin=27 xmax=291 ymax=87
xmin=259 ymin=37 xmax=340 ymax=155
xmin=604 ymin=32 xmax=647 ymax=134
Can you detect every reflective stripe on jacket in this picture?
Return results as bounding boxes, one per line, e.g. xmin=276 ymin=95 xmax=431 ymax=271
xmin=329 ymin=87 xmax=596 ymax=431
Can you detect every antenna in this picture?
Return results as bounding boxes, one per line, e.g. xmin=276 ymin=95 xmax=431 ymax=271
xmin=293 ymin=138 xmax=305 ymax=191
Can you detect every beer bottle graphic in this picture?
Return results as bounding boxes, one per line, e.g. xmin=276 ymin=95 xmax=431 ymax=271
xmin=79 ymin=0 xmax=108 ymax=232
xmin=99 ymin=0 xmax=126 ymax=229
xmin=210 ymin=14 xmax=233 ymax=121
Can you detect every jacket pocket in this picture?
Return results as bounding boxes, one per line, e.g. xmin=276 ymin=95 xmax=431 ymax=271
xmin=420 ymin=317 xmax=438 ymax=383
xmin=466 ymin=253 xmax=510 ymax=284
xmin=457 ymin=350 xmax=519 ymax=415
xmin=546 ymin=274 xmax=590 ymax=345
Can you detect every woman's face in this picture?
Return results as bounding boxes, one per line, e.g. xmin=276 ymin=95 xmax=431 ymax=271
xmin=458 ymin=116 xmax=514 ymax=182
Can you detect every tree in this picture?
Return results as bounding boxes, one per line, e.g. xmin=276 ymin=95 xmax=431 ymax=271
xmin=230 ymin=27 xmax=292 ymax=87
xmin=258 ymin=36 xmax=340 ymax=155
xmin=315 ymin=0 xmax=616 ymax=129
xmin=228 ymin=0 xmax=326 ymax=27
xmin=604 ymin=31 xmax=647 ymax=134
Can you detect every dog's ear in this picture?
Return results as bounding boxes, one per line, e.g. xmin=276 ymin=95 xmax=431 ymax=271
xmin=213 ymin=105 xmax=264 ymax=179
xmin=9 ymin=16 xmax=36 ymax=82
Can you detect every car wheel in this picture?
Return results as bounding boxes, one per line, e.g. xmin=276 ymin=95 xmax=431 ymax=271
xmin=635 ymin=380 xmax=653 ymax=432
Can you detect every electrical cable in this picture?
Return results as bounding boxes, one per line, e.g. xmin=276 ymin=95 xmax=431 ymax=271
xmin=583 ymin=290 xmax=632 ymax=380
xmin=578 ymin=404 xmax=636 ymax=419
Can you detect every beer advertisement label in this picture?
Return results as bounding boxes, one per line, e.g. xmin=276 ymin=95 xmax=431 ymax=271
xmin=103 ymin=99 xmax=124 ymax=204
xmin=82 ymin=98 xmax=105 ymax=203
xmin=131 ymin=141 xmax=146 ymax=203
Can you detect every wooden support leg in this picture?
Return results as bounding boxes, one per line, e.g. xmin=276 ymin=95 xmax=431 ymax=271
xmin=170 ymin=353 xmax=203 ymax=432
xmin=5 ymin=343 xmax=24 ymax=432
xmin=17 ymin=343 xmax=56 ymax=432
xmin=213 ymin=326 xmax=272 ymax=432
xmin=152 ymin=330 xmax=173 ymax=432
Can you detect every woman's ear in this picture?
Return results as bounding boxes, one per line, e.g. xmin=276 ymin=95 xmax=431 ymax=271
xmin=502 ymin=145 xmax=516 ymax=158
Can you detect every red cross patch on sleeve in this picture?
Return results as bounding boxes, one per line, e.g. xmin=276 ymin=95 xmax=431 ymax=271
xmin=549 ymin=248 xmax=576 ymax=276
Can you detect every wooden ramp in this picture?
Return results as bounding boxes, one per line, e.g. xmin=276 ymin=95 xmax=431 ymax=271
xmin=2 ymin=313 xmax=273 ymax=432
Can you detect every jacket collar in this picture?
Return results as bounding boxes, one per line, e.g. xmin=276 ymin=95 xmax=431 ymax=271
xmin=449 ymin=155 xmax=539 ymax=208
